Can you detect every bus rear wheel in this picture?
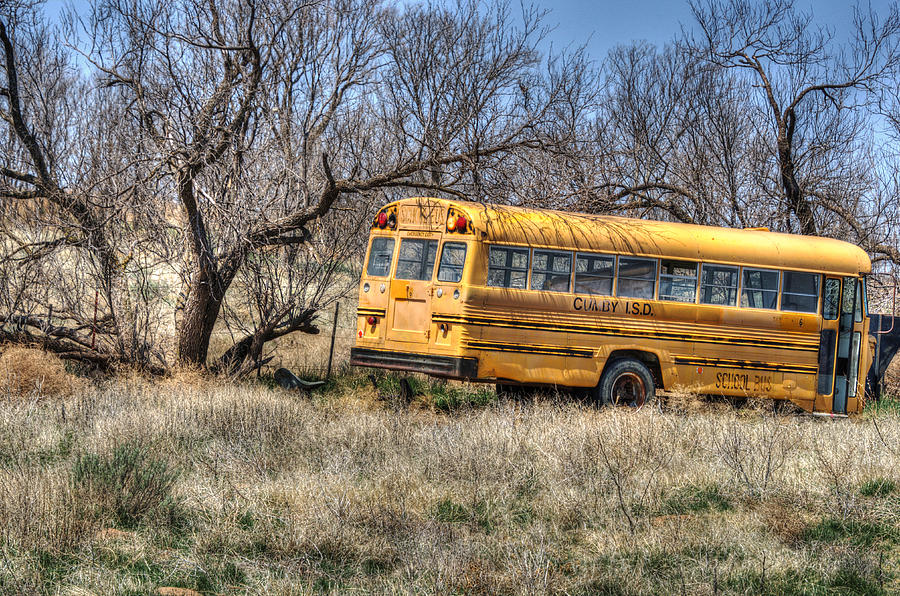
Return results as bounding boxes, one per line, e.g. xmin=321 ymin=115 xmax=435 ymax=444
xmin=595 ymin=359 xmax=654 ymax=408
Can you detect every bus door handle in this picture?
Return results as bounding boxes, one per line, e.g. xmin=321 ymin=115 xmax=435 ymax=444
xmin=390 ymin=282 xmax=410 ymax=300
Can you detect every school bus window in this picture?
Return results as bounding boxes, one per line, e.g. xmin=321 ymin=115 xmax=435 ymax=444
xmin=487 ymin=245 xmax=529 ymax=289
xmin=531 ymin=250 xmax=572 ymax=292
xmin=617 ymin=257 xmax=657 ymax=299
xmin=781 ymin=271 xmax=820 ymax=313
xmin=437 ymin=242 xmax=467 ymax=283
xmin=659 ymin=260 xmax=698 ymax=302
xmin=823 ymin=278 xmax=840 ymax=320
xmin=366 ymin=237 xmax=395 ymax=277
xmin=841 ymin=276 xmax=856 ymax=314
xmin=575 ymin=253 xmax=615 ymax=295
xmin=849 ymin=331 xmax=862 ymax=396
xmin=844 ymin=277 xmax=862 ymax=323
xmin=741 ymin=268 xmax=779 ymax=309
xmin=855 ymin=279 xmax=864 ymax=322
xmin=396 ymin=239 xmax=438 ymax=281
xmin=701 ymin=264 xmax=738 ymax=306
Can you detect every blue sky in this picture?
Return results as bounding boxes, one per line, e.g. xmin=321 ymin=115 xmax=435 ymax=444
xmin=532 ymin=0 xmax=892 ymax=59
xmin=43 ymin=0 xmax=896 ymax=61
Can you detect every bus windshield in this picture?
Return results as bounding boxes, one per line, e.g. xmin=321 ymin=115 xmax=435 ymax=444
xmin=366 ymin=237 xmax=394 ymax=277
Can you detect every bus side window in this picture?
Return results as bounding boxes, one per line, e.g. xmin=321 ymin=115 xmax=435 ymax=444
xmin=741 ymin=268 xmax=779 ymax=309
xmin=531 ymin=250 xmax=572 ymax=292
xmin=700 ymin=264 xmax=738 ymax=306
xmin=487 ymin=245 xmax=529 ymax=289
xmin=437 ymin=242 xmax=467 ymax=283
xmin=395 ymin=239 xmax=438 ymax=281
xmin=822 ymin=278 xmax=840 ymax=320
xmin=856 ymin=279 xmax=865 ymax=322
xmin=781 ymin=272 xmax=820 ymax=313
xmin=574 ymin=253 xmax=615 ymax=295
xmin=659 ymin=260 xmax=698 ymax=302
xmin=617 ymin=257 xmax=657 ymax=299
xmin=366 ymin=237 xmax=395 ymax=277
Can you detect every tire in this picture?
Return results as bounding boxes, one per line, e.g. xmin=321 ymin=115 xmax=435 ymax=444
xmin=594 ymin=359 xmax=655 ymax=408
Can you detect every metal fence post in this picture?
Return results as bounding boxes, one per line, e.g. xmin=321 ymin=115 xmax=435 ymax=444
xmin=326 ymin=302 xmax=339 ymax=378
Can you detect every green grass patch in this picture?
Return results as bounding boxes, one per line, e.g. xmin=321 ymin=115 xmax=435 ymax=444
xmin=429 ymin=381 xmax=496 ymax=411
xmin=35 ymin=550 xmax=79 ymax=586
xmin=864 ymin=394 xmax=900 ymax=417
xmin=727 ymin=566 xmax=888 ymax=596
xmin=802 ymin=517 xmax=899 ymax=548
xmin=333 ymin=369 xmax=498 ymax=411
xmin=860 ymin=478 xmax=897 ymax=498
xmin=432 ymin=498 xmax=496 ymax=532
xmin=434 ymin=498 xmax=469 ymax=524
xmin=661 ymin=484 xmax=732 ymax=515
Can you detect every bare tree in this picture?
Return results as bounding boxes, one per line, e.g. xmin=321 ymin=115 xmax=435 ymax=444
xmin=685 ymin=0 xmax=900 ymax=246
xmin=41 ymin=0 xmax=593 ymax=373
xmin=0 ymin=2 xmax=164 ymax=369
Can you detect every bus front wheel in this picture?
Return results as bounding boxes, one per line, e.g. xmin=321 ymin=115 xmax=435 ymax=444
xmin=595 ymin=359 xmax=654 ymax=408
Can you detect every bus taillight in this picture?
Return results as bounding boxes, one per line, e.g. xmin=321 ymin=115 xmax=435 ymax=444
xmin=367 ymin=316 xmax=377 ymax=325
xmin=446 ymin=211 xmax=468 ymax=233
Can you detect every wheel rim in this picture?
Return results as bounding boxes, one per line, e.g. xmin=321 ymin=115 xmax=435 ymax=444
xmin=611 ymin=372 xmax=646 ymax=408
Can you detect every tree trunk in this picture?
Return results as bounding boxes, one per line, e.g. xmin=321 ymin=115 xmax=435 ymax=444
xmin=777 ymin=112 xmax=817 ymax=236
xmin=175 ymin=168 xmax=227 ymax=367
xmin=176 ymin=280 xmax=222 ymax=367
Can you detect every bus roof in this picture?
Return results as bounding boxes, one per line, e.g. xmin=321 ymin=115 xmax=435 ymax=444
xmin=391 ymin=197 xmax=872 ymax=276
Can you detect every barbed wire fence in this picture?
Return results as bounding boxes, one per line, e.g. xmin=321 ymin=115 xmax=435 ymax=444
xmin=263 ymin=297 xmax=361 ymax=380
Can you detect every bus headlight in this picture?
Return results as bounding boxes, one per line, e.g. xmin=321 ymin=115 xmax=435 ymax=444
xmin=363 ymin=282 xmax=370 ymax=293
xmin=380 ymin=283 xmax=386 ymax=293
xmin=453 ymin=289 xmax=460 ymax=300
xmin=436 ymin=288 xmax=443 ymax=298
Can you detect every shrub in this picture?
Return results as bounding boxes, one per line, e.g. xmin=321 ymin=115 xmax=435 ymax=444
xmin=72 ymin=442 xmax=179 ymax=527
xmin=0 ymin=346 xmax=80 ymax=399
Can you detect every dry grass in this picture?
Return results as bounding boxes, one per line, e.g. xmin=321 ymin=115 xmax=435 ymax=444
xmin=0 ymin=372 xmax=898 ymax=594
xmin=0 ymin=346 xmax=82 ymax=399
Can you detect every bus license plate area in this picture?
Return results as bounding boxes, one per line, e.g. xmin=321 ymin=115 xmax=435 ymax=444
xmin=392 ymin=298 xmax=428 ymax=332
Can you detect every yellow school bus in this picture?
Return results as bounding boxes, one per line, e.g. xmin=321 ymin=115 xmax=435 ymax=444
xmin=350 ymin=197 xmax=872 ymax=414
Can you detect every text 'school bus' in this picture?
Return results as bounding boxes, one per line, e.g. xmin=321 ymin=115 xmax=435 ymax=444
xmin=350 ymin=198 xmax=872 ymax=414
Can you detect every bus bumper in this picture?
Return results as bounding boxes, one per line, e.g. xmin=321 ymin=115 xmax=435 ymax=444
xmin=350 ymin=347 xmax=478 ymax=379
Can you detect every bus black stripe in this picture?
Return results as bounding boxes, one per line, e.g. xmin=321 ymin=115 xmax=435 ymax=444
xmin=465 ymin=340 xmax=593 ymax=358
xmin=672 ymin=356 xmax=816 ymax=375
xmin=434 ymin=313 xmax=817 ymax=352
